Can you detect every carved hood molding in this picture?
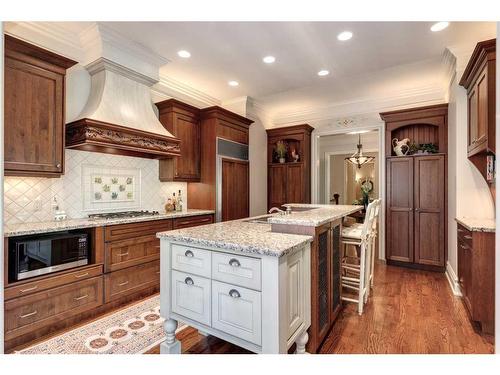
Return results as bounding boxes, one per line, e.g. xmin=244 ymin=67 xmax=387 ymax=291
xmin=66 ymin=57 xmax=180 ymax=158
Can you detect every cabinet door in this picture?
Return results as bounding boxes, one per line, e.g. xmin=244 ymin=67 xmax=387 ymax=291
xmin=330 ymin=223 xmax=342 ymax=322
xmin=221 ymin=158 xmax=249 ymax=221
xmin=171 ymin=270 xmax=211 ymax=326
xmin=386 ymin=158 xmax=414 ymax=263
xmin=286 ymin=163 xmax=305 ymax=204
xmin=4 ymin=57 xmax=64 ymax=176
xmin=268 ymin=164 xmax=286 ymax=210
xmin=173 ymin=113 xmax=201 ymax=181
xmin=457 ymin=240 xmax=473 ymax=314
xmin=467 ymin=86 xmax=478 ymax=151
xmin=414 ymin=155 xmax=445 ymax=267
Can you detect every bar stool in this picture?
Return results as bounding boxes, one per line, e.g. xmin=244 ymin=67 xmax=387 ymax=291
xmin=340 ymin=200 xmax=377 ymax=315
xmin=368 ymin=199 xmax=381 ymax=288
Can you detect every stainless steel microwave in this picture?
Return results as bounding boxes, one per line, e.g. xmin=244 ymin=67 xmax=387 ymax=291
xmin=9 ymin=232 xmax=89 ymax=281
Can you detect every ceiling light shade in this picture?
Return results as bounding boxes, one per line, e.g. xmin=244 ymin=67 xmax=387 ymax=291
xmin=430 ymin=22 xmax=449 ymax=32
xmin=337 ymin=31 xmax=353 ymax=41
xmin=228 ymin=80 xmax=239 ymax=87
xmin=345 ymin=134 xmax=375 ymax=168
xmin=263 ymin=55 xmax=276 ymax=64
xmin=317 ymin=70 xmax=329 ymax=76
xmin=177 ymin=50 xmax=191 ymax=58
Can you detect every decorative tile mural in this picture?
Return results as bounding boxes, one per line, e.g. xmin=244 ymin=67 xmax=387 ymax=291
xmin=3 ymin=149 xmax=187 ymax=225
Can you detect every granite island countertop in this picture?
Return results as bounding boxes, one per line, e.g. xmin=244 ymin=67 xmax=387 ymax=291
xmin=455 ymin=217 xmax=496 ymax=233
xmin=157 ymin=217 xmax=313 ymax=258
xmin=268 ymin=204 xmax=363 ymax=226
xmin=4 ymin=209 xmax=215 ymax=237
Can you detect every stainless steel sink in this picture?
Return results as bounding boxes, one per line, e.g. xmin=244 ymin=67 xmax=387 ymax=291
xmin=243 ymin=215 xmax=272 ymax=224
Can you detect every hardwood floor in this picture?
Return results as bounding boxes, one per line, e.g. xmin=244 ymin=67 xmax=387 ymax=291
xmin=149 ymin=262 xmax=494 ymax=354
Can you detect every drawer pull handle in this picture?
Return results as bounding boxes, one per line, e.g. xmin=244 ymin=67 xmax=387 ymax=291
xmin=118 ymin=281 xmax=129 ymax=286
xmin=118 ymin=252 xmax=129 ymax=257
xmin=19 ymin=310 xmax=38 ymax=319
xmin=74 ymin=294 xmax=89 ymax=301
xmin=19 ymin=285 xmax=38 ymax=293
xmin=229 ymin=258 xmax=241 ymax=267
xmin=184 ymin=277 xmax=194 ymax=285
xmin=460 ymin=245 xmax=468 ymax=250
xmin=229 ymin=289 xmax=241 ymax=298
xmin=184 ymin=250 xmax=194 ymax=258
xmin=464 ymin=235 xmax=473 ymax=240
xmin=75 ymin=272 xmax=89 ymax=279
xmin=457 ymin=229 xmax=464 ymax=233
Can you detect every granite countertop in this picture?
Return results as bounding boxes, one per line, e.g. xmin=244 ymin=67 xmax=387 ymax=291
xmin=157 ymin=217 xmax=313 ymax=258
xmin=268 ymin=204 xmax=363 ymax=227
xmin=455 ymin=217 xmax=496 ymax=233
xmin=4 ymin=209 xmax=215 ymax=237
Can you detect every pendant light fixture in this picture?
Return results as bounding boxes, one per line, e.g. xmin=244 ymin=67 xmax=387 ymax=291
xmin=345 ymin=133 xmax=375 ymax=168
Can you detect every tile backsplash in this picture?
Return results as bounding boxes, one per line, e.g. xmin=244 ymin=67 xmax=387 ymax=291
xmin=3 ymin=150 xmax=187 ymax=225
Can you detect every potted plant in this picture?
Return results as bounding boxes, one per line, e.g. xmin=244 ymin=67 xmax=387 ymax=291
xmin=420 ymin=143 xmax=438 ymax=154
xmin=275 ymin=140 xmax=288 ymax=163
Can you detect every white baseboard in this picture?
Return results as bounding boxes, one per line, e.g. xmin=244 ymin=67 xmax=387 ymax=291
xmin=445 ymin=262 xmax=462 ymax=296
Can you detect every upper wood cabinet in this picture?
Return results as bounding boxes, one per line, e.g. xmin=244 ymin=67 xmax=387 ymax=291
xmin=266 ymin=124 xmax=314 ymax=210
xmin=459 ymin=38 xmax=496 ymax=190
xmin=4 ymin=35 xmax=77 ymax=177
xmin=157 ymin=99 xmax=201 ymax=182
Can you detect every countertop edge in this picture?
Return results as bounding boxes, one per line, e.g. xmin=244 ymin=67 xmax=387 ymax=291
xmin=268 ymin=205 xmax=363 ymax=226
xmin=455 ymin=217 xmax=496 ymax=233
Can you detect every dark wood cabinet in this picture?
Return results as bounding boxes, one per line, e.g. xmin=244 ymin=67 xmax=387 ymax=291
xmin=157 ymin=99 xmax=201 ymax=182
xmin=3 ymin=35 xmax=77 ymax=177
xmin=459 ymin=38 xmax=496 ymax=195
xmin=187 ymin=106 xmax=253 ymax=221
xmin=381 ymin=104 xmax=448 ymax=271
xmin=266 ymin=124 xmax=314 ymax=210
xmin=457 ymin=223 xmax=495 ymax=334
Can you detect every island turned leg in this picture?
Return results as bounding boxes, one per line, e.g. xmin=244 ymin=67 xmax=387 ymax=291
xmin=295 ymin=330 xmax=309 ymax=354
xmin=160 ymin=318 xmax=181 ymax=354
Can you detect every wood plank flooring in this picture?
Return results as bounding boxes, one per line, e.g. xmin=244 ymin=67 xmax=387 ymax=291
xmin=149 ymin=262 xmax=494 ymax=354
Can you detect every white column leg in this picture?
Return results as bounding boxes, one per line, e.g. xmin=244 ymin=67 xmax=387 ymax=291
xmin=160 ymin=318 xmax=181 ymax=354
xmin=294 ymin=330 xmax=309 ymax=354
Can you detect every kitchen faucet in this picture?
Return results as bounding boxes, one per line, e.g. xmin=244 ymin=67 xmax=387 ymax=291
xmin=268 ymin=206 xmax=292 ymax=215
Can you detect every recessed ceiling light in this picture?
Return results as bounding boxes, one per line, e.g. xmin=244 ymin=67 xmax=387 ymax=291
xmin=177 ymin=50 xmax=191 ymax=58
xmin=430 ymin=22 xmax=449 ymax=32
xmin=337 ymin=31 xmax=353 ymax=41
xmin=263 ymin=55 xmax=276 ymax=64
xmin=228 ymin=80 xmax=239 ymax=87
xmin=317 ymin=70 xmax=329 ymax=77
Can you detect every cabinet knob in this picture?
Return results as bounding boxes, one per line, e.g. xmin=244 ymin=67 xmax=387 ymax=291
xmin=229 ymin=289 xmax=241 ymax=298
xmin=184 ymin=250 xmax=194 ymax=258
xmin=184 ymin=277 xmax=194 ymax=285
xmin=56 ymin=163 xmax=62 ymax=168
xmin=229 ymin=258 xmax=241 ymax=267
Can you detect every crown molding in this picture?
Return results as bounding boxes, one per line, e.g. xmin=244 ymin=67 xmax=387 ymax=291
xmin=85 ymin=57 xmax=158 ymax=87
xmin=272 ymin=83 xmax=447 ymax=127
xmin=151 ymin=75 xmax=221 ymax=108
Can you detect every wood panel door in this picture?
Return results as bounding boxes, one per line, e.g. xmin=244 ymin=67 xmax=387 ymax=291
xmin=268 ymin=164 xmax=286 ymax=209
xmin=414 ymin=155 xmax=445 ymax=267
xmin=173 ymin=113 xmax=201 ymax=181
xmin=4 ymin=57 xmax=64 ymax=176
xmin=286 ymin=163 xmax=305 ymax=204
xmin=221 ymin=158 xmax=249 ymax=221
xmin=386 ymin=157 xmax=414 ymax=263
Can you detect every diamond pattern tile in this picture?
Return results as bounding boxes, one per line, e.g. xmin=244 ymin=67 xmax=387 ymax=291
xmin=3 ymin=150 xmax=187 ymax=225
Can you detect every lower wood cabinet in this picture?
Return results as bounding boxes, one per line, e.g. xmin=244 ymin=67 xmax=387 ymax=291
xmin=5 ymin=276 xmax=103 ymax=341
xmin=105 ymin=235 xmax=160 ymax=273
xmin=172 ymin=214 xmax=214 ymax=229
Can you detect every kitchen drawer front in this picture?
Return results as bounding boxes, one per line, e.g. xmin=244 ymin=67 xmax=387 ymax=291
xmin=104 ymin=260 xmax=160 ymax=303
xmin=172 ymin=214 xmax=214 ymax=229
xmin=5 ymin=276 xmax=103 ymax=340
xmin=105 ymin=219 xmax=173 ymax=242
xmin=211 ymin=252 xmax=261 ymax=291
xmin=457 ymin=224 xmax=473 ymax=248
xmin=105 ymin=235 xmax=160 ymax=272
xmin=171 ymin=244 xmax=211 ymax=278
xmin=171 ymin=270 xmax=211 ymax=326
xmin=5 ymin=264 xmax=103 ymax=300
xmin=211 ymin=280 xmax=262 ymax=345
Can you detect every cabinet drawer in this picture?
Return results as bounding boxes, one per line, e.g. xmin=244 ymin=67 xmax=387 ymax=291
xmin=5 ymin=276 xmax=103 ymax=340
xmin=171 ymin=270 xmax=211 ymax=326
xmin=457 ymin=224 xmax=473 ymax=248
xmin=5 ymin=264 xmax=103 ymax=300
xmin=211 ymin=252 xmax=261 ymax=291
xmin=105 ymin=235 xmax=160 ymax=272
xmin=171 ymin=244 xmax=211 ymax=278
xmin=211 ymin=280 xmax=262 ymax=345
xmin=104 ymin=260 xmax=159 ymax=303
xmin=173 ymin=214 xmax=214 ymax=229
xmin=105 ymin=219 xmax=173 ymax=242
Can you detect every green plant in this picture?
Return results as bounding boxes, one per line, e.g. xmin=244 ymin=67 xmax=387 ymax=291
xmin=275 ymin=140 xmax=288 ymax=159
xmin=420 ymin=143 xmax=438 ymax=154
xmin=408 ymin=142 xmax=419 ymax=155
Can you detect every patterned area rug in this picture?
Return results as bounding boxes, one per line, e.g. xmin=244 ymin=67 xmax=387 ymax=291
xmin=16 ymin=295 xmax=184 ymax=354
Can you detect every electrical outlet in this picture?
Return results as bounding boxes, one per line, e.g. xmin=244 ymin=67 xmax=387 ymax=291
xmin=33 ymin=198 xmax=42 ymax=211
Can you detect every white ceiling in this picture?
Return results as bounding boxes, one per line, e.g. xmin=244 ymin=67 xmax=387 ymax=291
xmin=54 ymin=21 xmax=496 ymax=116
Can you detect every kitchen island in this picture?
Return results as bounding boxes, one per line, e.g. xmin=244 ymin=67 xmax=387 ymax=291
xmin=157 ymin=204 xmax=361 ymax=354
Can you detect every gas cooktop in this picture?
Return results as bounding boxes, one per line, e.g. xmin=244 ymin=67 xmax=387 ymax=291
xmin=88 ymin=210 xmax=160 ymax=220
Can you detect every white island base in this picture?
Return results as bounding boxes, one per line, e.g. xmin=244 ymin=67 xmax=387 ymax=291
xmin=159 ymin=240 xmax=311 ymax=354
